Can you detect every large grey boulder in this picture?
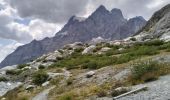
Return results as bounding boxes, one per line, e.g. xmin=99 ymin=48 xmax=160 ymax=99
xmin=82 ymin=45 xmax=96 ymax=54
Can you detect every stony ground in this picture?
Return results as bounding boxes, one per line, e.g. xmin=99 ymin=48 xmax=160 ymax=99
xmin=119 ymin=75 xmax=170 ymax=100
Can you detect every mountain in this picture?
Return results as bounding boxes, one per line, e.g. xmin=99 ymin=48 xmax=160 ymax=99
xmin=135 ymin=4 xmax=170 ymax=41
xmin=0 ymin=5 xmax=146 ymax=68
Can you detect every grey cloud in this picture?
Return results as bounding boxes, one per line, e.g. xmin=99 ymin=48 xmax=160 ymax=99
xmin=0 ymin=14 xmax=33 ymax=43
xmin=7 ymin=0 xmax=89 ymax=23
xmin=7 ymin=0 xmax=170 ymax=24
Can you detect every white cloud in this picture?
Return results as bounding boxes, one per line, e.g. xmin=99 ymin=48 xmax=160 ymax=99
xmin=28 ymin=19 xmax=61 ymax=40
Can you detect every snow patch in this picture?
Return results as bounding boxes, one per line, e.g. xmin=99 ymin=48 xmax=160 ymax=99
xmin=73 ymin=16 xmax=86 ymax=22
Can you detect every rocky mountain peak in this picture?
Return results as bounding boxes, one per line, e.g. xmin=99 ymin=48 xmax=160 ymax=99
xmin=111 ymin=8 xmax=124 ymax=18
xmin=95 ymin=5 xmax=108 ymax=12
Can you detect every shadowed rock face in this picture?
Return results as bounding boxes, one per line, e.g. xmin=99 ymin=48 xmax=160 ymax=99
xmin=136 ymin=4 xmax=170 ymax=40
xmin=0 ymin=5 xmax=146 ymax=68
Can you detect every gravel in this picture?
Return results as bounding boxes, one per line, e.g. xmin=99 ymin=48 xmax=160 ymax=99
xmin=118 ymin=75 xmax=170 ymax=100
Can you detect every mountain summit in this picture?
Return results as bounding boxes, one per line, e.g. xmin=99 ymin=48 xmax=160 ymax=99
xmin=0 ymin=5 xmax=146 ymax=68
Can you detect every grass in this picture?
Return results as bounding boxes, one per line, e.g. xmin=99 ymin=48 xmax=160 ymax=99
xmin=48 ymin=40 xmax=167 ymax=70
xmin=128 ymin=60 xmax=170 ymax=85
xmin=32 ymin=71 xmax=49 ymax=85
xmin=0 ymin=76 xmax=8 ymax=82
xmin=17 ymin=64 xmax=29 ymax=69
xmin=6 ymin=69 xmax=23 ymax=75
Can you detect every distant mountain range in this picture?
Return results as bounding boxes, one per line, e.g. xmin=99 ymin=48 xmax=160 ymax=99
xmin=0 ymin=5 xmax=146 ymax=68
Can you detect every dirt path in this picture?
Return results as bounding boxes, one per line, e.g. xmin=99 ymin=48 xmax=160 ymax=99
xmin=32 ymin=86 xmax=55 ymax=100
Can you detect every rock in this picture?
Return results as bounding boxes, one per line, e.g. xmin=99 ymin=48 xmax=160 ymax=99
xmin=0 ymin=82 xmax=22 ymax=96
xmin=100 ymin=47 xmax=111 ymax=52
xmin=47 ymin=72 xmax=64 ymax=78
xmin=25 ymin=85 xmax=36 ymax=91
xmin=118 ymin=48 xmax=124 ymax=52
xmin=82 ymin=45 xmax=96 ymax=54
xmin=97 ymin=47 xmax=111 ymax=54
xmin=1 ymin=98 xmax=6 ymax=100
xmin=90 ymin=37 xmax=107 ymax=45
xmin=114 ymin=69 xmax=130 ymax=81
xmin=21 ymin=66 xmax=31 ymax=70
xmin=45 ymin=50 xmax=63 ymax=62
xmin=42 ymin=81 xmax=50 ymax=87
xmin=86 ymin=71 xmax=95 ymax=78
xmin=111 ymin=87 xmax=131 ymax=97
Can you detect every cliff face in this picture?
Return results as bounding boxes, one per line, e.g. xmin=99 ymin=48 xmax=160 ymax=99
xmin=136 ymin=4 xmax=170 ymax=41
xmin=0 ymin=5 xmax=146 ymax=68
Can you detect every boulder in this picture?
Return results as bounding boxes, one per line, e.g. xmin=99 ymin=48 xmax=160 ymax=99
xmin=48 ymin=72 xmax=64 ymax=78
xmin=45 ymin=50 xmax=63 ymax=62
xmin=64 ymin=42 xmax=84 ymax=50
xmin=82 ymin=45 xmax=96 ymax=54
xmin=97 ymin=47 xmax=111 ymax=54
xmin=100 ymin=47 xmax=111 ymax=52
xmin=42 ymin=81 xmax=50 ymax=87
xmin=86 ymin=71 xmax=95 ymax=78
xmin=0 ymin=82 xmax=22 ymax=96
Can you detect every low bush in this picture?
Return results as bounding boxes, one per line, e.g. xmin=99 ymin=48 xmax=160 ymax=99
xmin=17 ymin=64 xmax=29 ymax=69
xmin=130 ymin=37 xmax=136 ymax=41
xmin=81 ymin=61 xmax=98 ymax=69
xmin=32 ymin=71 xmax=49 ymax=85
xmin=58 ymin=92 xmax=75 ymax=100
xmin=129 ymin=60 xmax=170 ymax=84
xmin=6 ymin=70 xmax=22 ymax=75
xmin=38 ymin=65 xmax=45 ymax=69
xmin=144 ymin=40 xmax=164 ymax=46
xmin=66 ymin=78 xmax=74 ymax=86
xmin=0 ymin=76 xmax=8 ymax=82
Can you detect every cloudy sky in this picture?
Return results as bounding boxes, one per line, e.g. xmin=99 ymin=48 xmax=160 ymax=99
xmin=0 ymin=0 xmax=169 ymax=62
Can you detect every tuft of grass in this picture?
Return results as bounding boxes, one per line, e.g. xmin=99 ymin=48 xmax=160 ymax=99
xmin=6 ymin=70 xmax=22 ymax=75
xmin=128 ymin=60 xmax=170 ymax=84
xmin=17 ymin=64 xmax=29 ymax=69
xmin=58 ymin=92 xmax=75 ymax=100
xmin=0 ymin=76 xmax=8 ymax=82
xmin=32 ymin=71 xmax=49 ymax=85
xmin=38 ymin=65 xmax=45 ymax=69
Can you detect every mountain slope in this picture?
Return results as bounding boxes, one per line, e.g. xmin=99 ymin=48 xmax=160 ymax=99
xmin=0 ymin=5 xmax=146 ymax=68
xmin=135 ymin=4 xmax=170 ymax=41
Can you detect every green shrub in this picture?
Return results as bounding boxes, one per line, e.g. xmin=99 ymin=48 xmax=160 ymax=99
xmin=58 ymin=92 xmax=74 ymax=100
xmin=38 ymin=65 xmax=45 ymax=69
xmin=97 ymin=90 xmax=107 ymax=97
xmin=74 ymin=48 xmax=84 ymax=53
xmin=134 ymin=46 xmax=158 ymax=56
xmin=131 ymin=60 xmax=159 ymax=80
xmin=6 ymin=70 xmax=22 ymax=75
xmin=130 ymin=37 xmax=136 ymax=41
xmin=32 ymin=71 xmax=49 ymax=85
xmin=82 ymin=61 xmax=98 ymax=69
xmin=0 ymin=77 xmax=8 ymax=82
xmin=128 ymin=60 xmax=170 ymax=84
xmin=158 ymin=42 xmax=170 ymax=50
xmin=144 ymin=40 xmax=164 ymax=46
xmin=66 ymin=78 xmax=74 ymax=86
xmin=17 ymin=64 xmax=29 ymax=69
